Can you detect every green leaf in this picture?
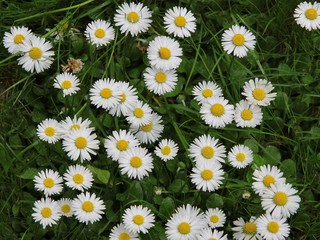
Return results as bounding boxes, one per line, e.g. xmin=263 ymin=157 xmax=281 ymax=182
xmin=263 ymin=145 xmax=281 ymax=164
xmin=159 ymin=197 xmax=175 ymax=218
xmin=253 ymin=154 xmax=266 ymax=167
xmin=244 ymin=139 xmax=259 ymax=153
xmin=87 ymin=165 xmax=110 ymax=185
xmin=280 ymin=159 xmax=296 ymax=177
xmin=168 ymin=179 xmax=189 ymax=193
xmin=206 ymin=193 xmax=224 ymax=208
xmin=18 ymin=168 xmax=38 ymax=179
xmin=127 ymin=181 xmax=144 ymax=201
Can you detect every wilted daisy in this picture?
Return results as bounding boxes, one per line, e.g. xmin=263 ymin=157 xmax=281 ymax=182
xmin=192 ymin=81 xmax=223 ymax=104
xmin=104 ymin=129 xmax=140 ymax=161
xmin=109 ymin=223 xmax=139 ymax=240
xmin=32 ymin=198 xmax=61 ymax=228
xmin=242 ymin=78 xmax=277 ymax=106
xmin=165 ymin=204 xmax=207 ymax=240
xmin=261 ymin=182 xmax=301 ymax=218
xmin=122 ymin=205 xmax=155 ymax=234
xmin=143 ymin=66 xmax=178 ymax=95
xmin=61 ymin=57 xmax=84 ymax=74
xmin=199 ymin=228 xmax=228 ymax=240
xmin=63 ymin=164 xmax=93 ymax=191
xmin=18 ymin=35 xmax=54 ymax=73
xmin=294 ymin=1 xmax=320 ymax=31
xmin=53 ymin=72 xmax=80 ymax=96
xmin=163 ymin=6 xmax=196 ymax=38
xmin=57 ymin=198 xmax=73 ymax=217
xmin=126 ymin=101 xmax=153 ymax=127
xmin=72 ymin=192 xmax=105 ymax=224
xmin=34 ymin=169 xmax=63 ymax=196
xmin=114 ymin=2 xmax=152 ymax=36
xmin=89 ymin=78 xmax=121 ymax=110
xmin=147 ymin=36 xmax=183 ymax=71
xmin=36 ymin=118 xmax=61 ymax=144
xmin=204 ymin=208 xmax=226 ymax=228
xmin=200 ymin=96 xmax=234 ymax=128
xmin=189 ymin=134 xmax=226 ymax=164
xmin=59 ymin=116 xmax=93 ymax=137
xmin=3 ymin=26 xmax=33 ymax=54
xmin=232 ymin=216 xmax=262 ymax=240
xmin=154 ymin=139 xmax=179 ymax=161
xmin=256 ymin=213 xmax=290 ymax=240
xmin=85 ymin=19 xmax=115 ymax=47
xmin=228 ymin=144 xmax=253 ymax=169
xmin=252 ymin=165 xmax=286 ymax=196
xmin=62 ymin=128 xmax=100 ymax=162
xmin=234 ymin=100 xmax=263 ymax=128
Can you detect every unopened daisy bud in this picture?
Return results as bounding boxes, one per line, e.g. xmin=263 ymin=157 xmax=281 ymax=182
xmin=242 ymin=191 xmax=251 ymax=199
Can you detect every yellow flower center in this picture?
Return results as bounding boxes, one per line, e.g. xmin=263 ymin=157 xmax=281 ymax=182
xmin=100 ymin=88 xmax=112 ymax=99
xmin=201 ymin=169 xmax=214 ymax=180
xmin=209 ymin=238 xmax=217 ymax=240
xmin=44 ymin=127 xmax=55 ymax=137
xmin=13 ymin=34 xmax=25 ymax=44
xmin=175 ymin=16 xmax=187 ymax=27
xmin=263 ymin=175 xmax=276 ymax=187
xmin=305 ymin=8 xmax=318 ymax=20
xmin=210 ymin=103 xmax=225 ymax=117
xmin=267 ymin=221 xmax=279 ymax=233
xmin=116 ymin=139 xmax=129 ymax=151
xmin=70 ymin=124 xmax=81 ymax=130
xmin=243 ymin=222 xmax=257 ymax=234
xmin=119 ymin=93 xmax=126 ymax=103
xmin=82 ymin=201 xmax=94 ymax=212
xmin=141 ymin=122 xmax=153 ymax=132
xmin=210 ymin=215 xmax=219 ymax=223
xmin=41 ymin=207 xmax=52 ymax=218
xmin=43 ymin=177 xmax=55 ymax=188
xmin=252 ymin=88 xmax=266 ymax=101
xmin=161 ymin=146 xmax=171 ymax=155
xmin=273 ymin=191 xmax=288 ymax=206
xmin=95 ymin=28 xmax=106 ymax=38
xmin=232 ymin=34 xmax=245 ymax=46
xmin=159 ymin=47 xmax=171 ymax=60
xmin=177 ymin=222 xmax=191 ymax=235
xmin=241 ymin=109 xmax=253 ymax=121
xmin=133 ymin=108 xmax=144 ymax=118
xmin=61 ymin=204 xmax=71 ymax=214
xmin=133 ymin=214 xmax=144 ymax=225
xmin=29 ymin=47 xmax=43 ymax=60
xmin=155 ymin=72 xmax=167 ymax=83
xmin=201 ymin=146 xmax=215 ymax=159
xmin=73 ymin=173 xmax=84 ymax=184
xmin=119 ymin=233 xmax=130 ymax=240
xmin=127 ymin=11 xmax=140 ymax=23
xmin=235 ymin=152 xmax=246 ymax=162
xmin=75 ymin=136 xmax=87 ymax=149
xmin=202 ymin=88 xmax=213 ymax=98
xmin=61 ymin=80 xmax=72 ymax=89
xmin=130 ymin=156 xmax=142 ymax=168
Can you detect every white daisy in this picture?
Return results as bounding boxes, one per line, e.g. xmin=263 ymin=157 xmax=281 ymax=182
xmin=294 ymin=1 xmax=320 ymax=31
xmin=3 ymin=26 xmax=33 ymax=54
xmin=125 ymin=101 xmax=153 ymax=127
xmin=62 ymin=128 xmax=100 ymax=162
xmin=261 ymin=182 xmax=301 ymax=218
xmin=57 ymin=198 xmax=73 ymax=217
xmin=32 ymin=198 xmax=61 ymax=228
xmin=109 ymin=223 xmax=139 ymax=240
xmin=72 ymin=192 xmax=106 ymax=224
xmin=53 ymin=72 xmax=80 ymax=97
xmin=143 ymin=66 xmax=178 ymax=95
xmin=34 ymin=169 xmax=63 ymax=196
xmin=204 ymin=208 xmax=226 ymax=228
xmin=256 ymin=213 xmax=290 ymax=240
xmin=114 ymin=2 xmax=152 ymax=36
xmin=63 ymin=164 xmax=93 ymax=191
xmin=18 ymin=35 xmax=54 ymax=73
xmin=252 ymin=165 xmax=286 ymax=196
xmin=154 ymin=139 xmax=179 ymax=161
xmin=232 ymin=216 xmax=262 ymax=240
xmin=36 ymin=118 xmax=61 ymax=144
xmin=199 ymin=228 xmax=228 ymax=240
xmin=228 ymin=144 xmax=253 ymax=169
xmin=122 ymin=205 xmax=155 ymax=234
xmin=188 ymin=134 xmax=226 ymax=164
xmin=200 ymin=96 xmax=234 ymax=128
xmin=192 ymin=80 xmax=223 ymax=104
xmin=118 ymin=146 xmax=153 ymax=180
xmin=221 ymin=24 xmax=256 ymax=58
xmin=85 ymin=19 xmax=115 ymax=47
xmin=234 ymin=100 xmax=263 ymax=128
xmin=59 ymin=116 xmax=94 ymax=137
xmin=242 ymin=78 xmax=277 ymax=106
xmin=147 ymin=36 xmax=183 ymax=71
xmin=165 ymin=204 xmax=207 ymax=240
xmin=104 ymin=129 xmax=140 ymax=161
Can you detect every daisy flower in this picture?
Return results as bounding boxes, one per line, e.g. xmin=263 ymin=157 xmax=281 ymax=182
xmin=143 ymin=66 xmax=178 ymax=95
xmin=227 ymin=144 xmax=253 ymax=169
xmin=199 ymin=228 xmax=228 ymax=240
xmin=221 ymin=24 xmax=256 ymax=58
xmin=154 ymin=139 xmax=179 ymax=161
xmin=72 ymin=192 xmax=106 ymax=224
xmin=32 ymin=198 xmax=61 ymax=228
xmin=18 ymin=35 xmax=54 ymax=73
xmin=109 ymin=223 xmax=139 ymax=240
xmin=104 ymin=129 xmax=140 ymax=161
xmin=36 ymin=118 xmax=62 ymax=144
xmin=200 ymin=96 xmax=234 ymax=128
xmin=34 ymin=169 xmax=63 ymax=196
xmin=114 ymin=2 xmax=152 ymax=36
xmin=147 ymin=36 xmax=183 ymax=71
xmin=57 ymin=198 xmax=73 ymax=217
xmin=232 ymin=216 xmax=262 ymax=240
xmin=242 ymin=78 xmax=277 ymax=106
xmin=125 ymin=101 xmax=153 ymax=127
xmin=261 ymin=182 xmax=301 ymax=218
xmin=165 ymin=204 xmax=207 ymax=240
xmin=63 ymin=164 xmax=93 ymax=191
xmin=61 ymin=57 xmax=84 ymax=74
xmin=53 ymin=72 xmax=80 ymax=96
xmin=294 ymin=1 xmax=320 ymax=31
xmin=188 ymin=134 xmax=226 ymax=164
xmin=3 ymin=26 xmax=33 ymax=54
xmin=85 ymin=19 xmax=115 ymax=47
xmin=122 ymin=205 xmax=155 ymax=234
xmin=62 ymin=128 xmax=100 ymax=162
xmin=234 ymin=100 xmax=263 ymax=128
xmin=256 ymin=213 xmax=290 ymax=240
xmin=252 ymin=165 xmax=286 ymax=196
xmin=204 ymin=208 xmax=226 ymax=228
xmin=118 ymin=146 xmax=153 ymax=180
xmin=59 ymin=116 xmax=93 ymax=137
xmin=192 ymin=81 xmax=223 ymax=104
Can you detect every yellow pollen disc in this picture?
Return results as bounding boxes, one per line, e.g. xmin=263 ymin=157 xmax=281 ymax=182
xmin=29 ymin=47 xmax=42 ymax=60
xmin=43 ymin=177 xmax=54 ymax=188
xmin=116 ymin=139 xmax=129 ymax=151
xmin=201 ymin=169 xmax=213 ymax=180
xmin=44 ymin=127 xmax=55 ymax=137
xmin=119 ymin=233 xmax=130 ymax=240
xmin=235 ymin=152 xmax=246 ymax=162
xmin=82 ymin=201 xmax=94 ymax=212
xmin=241 ymin=109 xmax=253 ymax=121
xmin=232 ymin=34 xmax=245 ymax=46
xmin=201 ymin=146 xmax=214 ymax=159
xmin=273 ymin=191 xmax=288 ymax=206
xmin=210 ymin=103 xmax=225 ymax=116
xmin=175 ymin=16 xmax=187 ymax=27
xmin=61 ymin=204 xmax=71 ymax=214
xmin=127 ymin=11 xmax=140 ymax=23
xmin=305 ymin=8 xmax=318 ymax=20
xmin=133 ymin=214 xmax=144 ymax=225
xmin=94 ymin=28 xmax=106 ymax=38
xmin=252 ymin=88 xmax=266 ymax=101
xmin=209 ymin=238 xmax=217 ymax=240
xmin=210 ymin=215 xmax=219 ymax=223
xmin=61 ymin=80 xmax=72 ymax=89
xmin=130 ymin=156 xmax=142 ymax=168
xmin=243 ymin=222 xmax=257 ymax=234
xmin=202 ymin=88 xmax=213 ymax=98
xmin=159 ymin=47 xmax=171 ymax=60
xmin=75 ymin=137 xmax=87 ymax=149
xmin=73 ymin=173 xmax=84 ymax=184
xmin=119 ymin=93 xmax=126 ymax=103
xmin=177 ymin=222 xmax=191 ymax=235
xmin=263 ymin=175 xmax=276 ymax=187
xmin=100 ymin=88 xmax=112 ymax=99
xmin=267 ymin=221 xmax=279 ymax=233
xmin=141 ymin=122 xmax=153 ymax=132
xmin=155 ymin=72 xmax=167 ymax=83
xmin=70 ymin=124 xmax=80 ymax=130
xmin=161 ymin=146 xmax=171 ymax=155
xmin=133 ymin=108 xmax=144 ymax=118
xmin=13 ymin=34 xmax=25 ymax=44
xmin=41 ymin=207 xmax=52 ymax=218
